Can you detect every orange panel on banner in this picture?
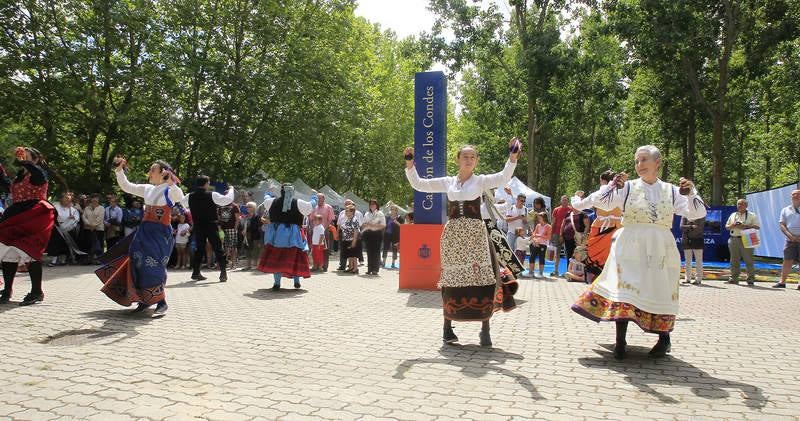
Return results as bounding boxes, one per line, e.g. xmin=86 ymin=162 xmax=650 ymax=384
xmin=399 ymin=224 xmax=444 ymax=290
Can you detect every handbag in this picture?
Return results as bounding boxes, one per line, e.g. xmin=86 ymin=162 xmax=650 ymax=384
xmin=741 ymin=228 xmax=760 ymax=249
xmin=482 ymin=191 xmax=524 ymax=277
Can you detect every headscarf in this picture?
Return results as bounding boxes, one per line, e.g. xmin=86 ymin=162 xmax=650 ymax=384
xmin=281 ymin=184 xmax=295 ymax=213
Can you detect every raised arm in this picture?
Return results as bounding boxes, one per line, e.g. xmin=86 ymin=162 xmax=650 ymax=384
xmin=572 ymin=182 xmax=628 ymax=212
xmin=19 ymin=161 xmax=48 ymax=186
xmin=672 ymin=179 xmax=707 ymax=220
xmin=481 ymin=159 xmax=518 ymax=191
xmin=114 ymin=168 xmax=147 ymax=198
xmin=212 ymin=186 xmax=235 ymax=206
xmin=404 ymin=166 xmax=451 ymax=193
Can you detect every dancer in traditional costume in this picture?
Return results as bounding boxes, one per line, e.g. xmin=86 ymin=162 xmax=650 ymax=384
xmin=404 ymin=140 xmax=521 ymax=347
xmin=573 ymin=170 xmax=623 ymax=283
xmin=571 ymin=145 xmax=706 ymax=359
xmin=96 ymin=158 xmax=184 ymax=317
xmin=0 ymin=147 xmax=55 ymax=305
xmin=258 ymin=184 xmax=317 ymax=290
xmin=179 ymin=176 xmax=234 ymax=282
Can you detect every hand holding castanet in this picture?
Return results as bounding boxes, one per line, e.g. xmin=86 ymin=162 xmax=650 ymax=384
xmin=678 ymin=177 xmax=695 ymax=195
xmin=403 ymin=146 xmax=414 ymax=169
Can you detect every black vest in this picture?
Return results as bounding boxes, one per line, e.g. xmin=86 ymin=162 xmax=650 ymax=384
xmin=269 ymin=197 xmax=303 ymax=226
xmin=188 ymin=189 xmax=218 ymax=224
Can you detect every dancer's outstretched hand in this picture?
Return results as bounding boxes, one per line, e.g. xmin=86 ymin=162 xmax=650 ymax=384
xmin=614 ymin=172 xmax=628 ymax=188
xmin=404 ymin=147 xmax=414 ymax=169
xmin=113 ymin=155 xmax=127 ymax=171
xmin=678 ymin=178 xmax=695 ymax=195
xmin=508 ymin=137 xmax=522 ymax=163
xmin=14 ymin=147 xmax=26 ymax=162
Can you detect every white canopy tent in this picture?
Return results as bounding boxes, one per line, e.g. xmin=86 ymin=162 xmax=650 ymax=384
xmin=381 ymin=200 xmax=408 ymax=216
xmin=318 ymin=185 xmax=346 ymax=211
xmin=494 ymin=176 xmax=552 ymax=210
xmin=343 ymin=191 xmax=369 ymax=213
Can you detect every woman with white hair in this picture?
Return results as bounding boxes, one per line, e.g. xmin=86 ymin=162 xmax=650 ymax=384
xmin=570 ymin=145 xmax=707 ymax=359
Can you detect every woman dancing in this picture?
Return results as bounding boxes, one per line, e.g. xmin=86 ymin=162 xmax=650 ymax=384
xmin=0 ymin=147 xmax=56 ymax=305
xmin=572 ymin=170 xmax=623 ymax=283
xmin=571 ymin=145 xmax=706 ymax=359
xmin=95 ymin=157 xmax=184 ymax=317
xmin=404 ymin=139 xmax=520 ymax=346
xmin=258 ymin=184 xmax=317 ymax=290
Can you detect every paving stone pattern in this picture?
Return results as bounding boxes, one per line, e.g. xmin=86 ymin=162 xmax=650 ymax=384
xmin=1 ymin=265 xmax=799 ymax=420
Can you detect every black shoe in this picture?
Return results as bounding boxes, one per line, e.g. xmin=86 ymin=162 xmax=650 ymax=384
xmin=443 ymin=327 xmax=458 ymax=344
xmin=272 ymin=283 xmax=281 ymax=291
xmin=725 ymin=279 xmax=738 ymax=285
xmin=649 ymin=336 xmax=671 ymax=358
xmin=479 ymin=330 xmax=492 ymax=347
xmin=131 ymin=302 xmax=149 ymax=313
xmin=152 ymin=303 xmax=168 ymax=318
xmin=336 ymin=267 xmax=346 ymax=271
xmin=191 ymin=273 xmax=207 ymax=281
xmin=613 ymin=341 xmax=627 ymax=360
xmin=219 ymin=271 xmax=228 ymax=283
xmin=0 ymin=290 xmax=11 ymax=304
xmin=746 ymin=280 xmax=755 ymax=286
xmin=19 ymin=292 xmax=44 ymax=306
xmin=772 ymin=282 xmax=786 ymax=288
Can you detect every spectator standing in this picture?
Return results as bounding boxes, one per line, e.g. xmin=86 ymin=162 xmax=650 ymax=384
xmin=242 ymin=202 xmax=263 ymax=271
xmin=218 ymin=201 xmax=240 ymax=270
xmin=680 ymin=215 xmax=706 ymax=285
xmin=550 ymin=196 xmax=572 ymax=276
xmin=313 ymin=193 xmax=336 ymax=271
xmin=529 ymin=212 xmax=552 ymax=278
xmin=505 ymin=194 xmax=527 ymax=249
xmin=382 ymin=206 xmax=402 ymax=269
xmin=773 ymin=189 xmax=800 ymax=289
xmin=104 ymin=195 xmax=124 ymax=249
xmin=337 ymin=199 xmax=363 ymax=271
xmin=311 ymin=214 xmax=327 ymax=272
xmin=174 ymin=213 xmax=191 ymax=269
xmin=361 ymin=199 xmax=386 ymax=275
xmin=82 ymin=195 xmax=105 ymax=263
xmin=725 ymin=199 xmax=760 ymax=285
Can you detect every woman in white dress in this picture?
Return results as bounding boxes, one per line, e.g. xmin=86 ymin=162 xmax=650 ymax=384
xmin=571 ymin=145 xmax=707 ymax=359
xmin=404 ymin=139 xmax=520 ymax=347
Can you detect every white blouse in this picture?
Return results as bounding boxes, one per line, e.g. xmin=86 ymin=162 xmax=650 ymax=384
xmin=571 ymin=179 xmax=707 ymax=220
xmin=55 ymin=204 xmax=80 ymax=231
xmin=115 ymin=169 xmax=185 ymax=206
xmin=178 ymin=187 xmax=235 ymax=208
xmin=259 ymin=197 xmax=315 ymax=217
xmin=405 ymin=159 xmax=517 ymax=201
xmin=362 ymin=210 xmax=386 ymax=231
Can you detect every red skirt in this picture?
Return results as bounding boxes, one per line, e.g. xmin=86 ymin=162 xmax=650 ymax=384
xmin=258 ymin=245 xmax=310 ymax=279
xmin=0 ymin=201 xmax=55 ymax=261
xmin=311 ymin=244 xmax=326 ymax=267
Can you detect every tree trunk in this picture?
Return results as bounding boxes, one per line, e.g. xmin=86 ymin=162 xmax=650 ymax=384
xmin=685 ymin=107 xmax=696 ymax=180
xmin=526 ymin=96 xmax=538 ymax=188
xmin=711 ymin=114 xmax=724 ymax=205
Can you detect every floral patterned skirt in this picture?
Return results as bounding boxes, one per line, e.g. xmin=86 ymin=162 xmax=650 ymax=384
xmin=571 ymin=288 xmax=675 ymax=333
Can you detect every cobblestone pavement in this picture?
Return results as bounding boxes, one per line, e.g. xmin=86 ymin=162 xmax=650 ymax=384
xmin=1 ymin=263 xmax=799 ymax=420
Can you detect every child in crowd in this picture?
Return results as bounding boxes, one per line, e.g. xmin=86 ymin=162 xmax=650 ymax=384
xmin=514 ymin=227 xmax=530 ymax=274
xmin=242 ymin=202 xmax=262 ymax=271
xmin=311 ymin=214 xmax=327 ymax=272
xmin=530 ymin=212 xmax=552 ymax=278
xmin=175 ymin=213 xmax=191 ymax=269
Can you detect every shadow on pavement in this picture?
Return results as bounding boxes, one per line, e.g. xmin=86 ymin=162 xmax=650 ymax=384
xmin=399 ymin=290 xmax=440 ymax=309
xmin=40 ymin=309 xmax=156 ymax=346
xmin=245 ymin=288 xmax=308 ymax=300
xmin=579 ymin=344 xmax=766 ymax=409
xmin=165 ymin=279 xmax=218 ymax=289
xmin=394 ymin=344 xmax=543 ymax=400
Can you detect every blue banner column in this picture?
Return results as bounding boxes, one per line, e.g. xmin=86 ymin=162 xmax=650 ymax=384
xmin=412 ymin=71 xmax=448 ymax=224
xmin=400 ymin=71 xmax=448 ymax=290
